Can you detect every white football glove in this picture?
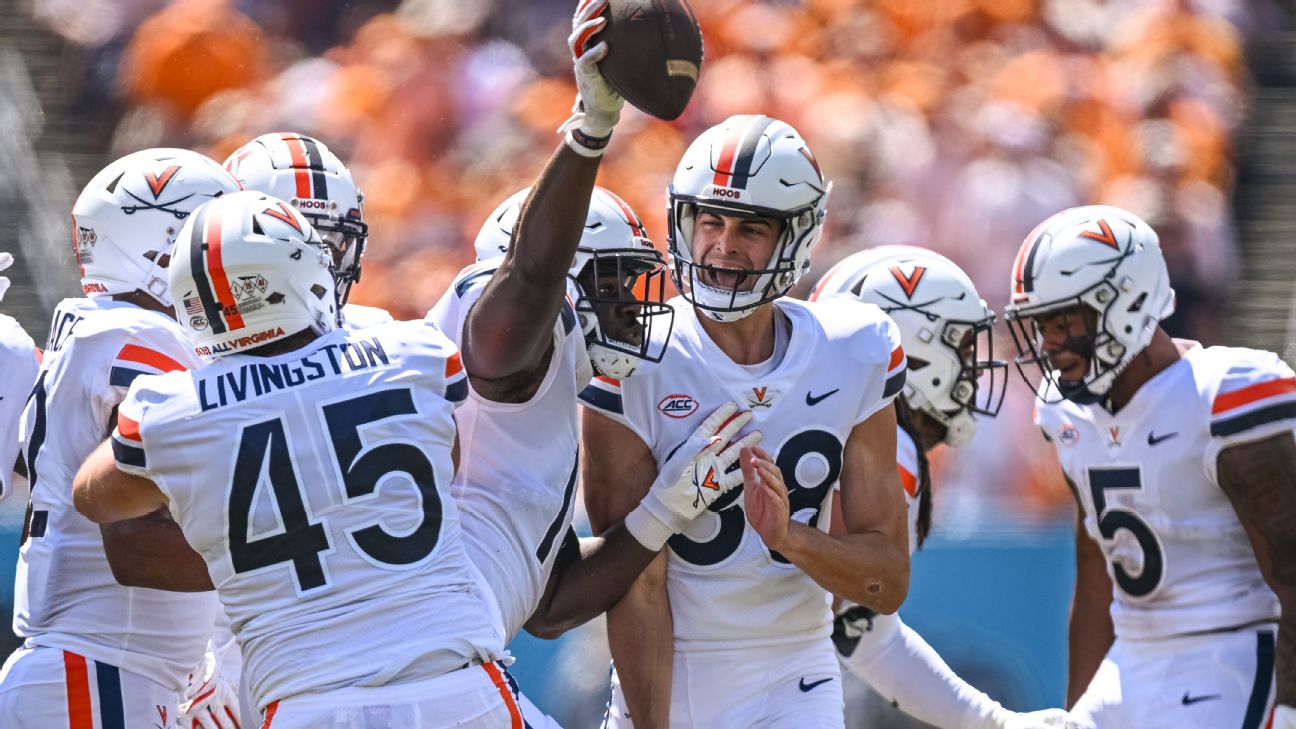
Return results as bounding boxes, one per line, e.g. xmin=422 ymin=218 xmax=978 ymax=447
xmin=1274 ymin=705 xmax=1296 ymax=729
xmin=561 ymin=0 xmax=624 ymax=154
xmin=625 ymin=402 xmax=762 ymax=551
xmin=179 ymin=640 xmax=242 ymax=729
xmin=0 ymin=251 xmax=13 ymax=302
xmin=989 ymin=707 xmax=1077 ymax=729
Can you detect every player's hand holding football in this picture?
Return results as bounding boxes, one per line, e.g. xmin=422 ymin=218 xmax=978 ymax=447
xmin=179 ymin=641 xmax=242 ymax=729
xmin=624 ymin=401 xmax=762 ymax=551
xmin=562 ymin=0 xmax=624 ymax=155
xmin=741 ymin=445 xmax=790 ymax=551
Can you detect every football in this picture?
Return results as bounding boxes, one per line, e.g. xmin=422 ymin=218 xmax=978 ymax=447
xmin=598 ymin=0 xmax=704 ymax=121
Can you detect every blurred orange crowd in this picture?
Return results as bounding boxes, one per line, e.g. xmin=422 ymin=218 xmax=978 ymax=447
xmin=33 ymin=0 xmax=1276 ymax=519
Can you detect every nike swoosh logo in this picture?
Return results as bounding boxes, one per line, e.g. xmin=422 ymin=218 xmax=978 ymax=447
xmin=1181 ymin=692 xmax=1221 ymax=705
xmin=805 ymin=389 xmax=839 ymax=406
xmin=799 ymin=677 xmax=833 ymax=692
xmin=1147 ymin=431 xmax=1179 ymax=446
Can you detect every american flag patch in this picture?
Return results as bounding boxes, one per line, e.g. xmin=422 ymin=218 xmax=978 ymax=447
xmin=184 ymin=296 xmax=204 ymax=315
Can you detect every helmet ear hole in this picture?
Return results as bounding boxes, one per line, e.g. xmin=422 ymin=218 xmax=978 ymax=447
xmin=252 ymin=218 xmax=264 ymax=236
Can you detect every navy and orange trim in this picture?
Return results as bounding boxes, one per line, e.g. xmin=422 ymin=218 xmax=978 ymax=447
xmin=882 ymin=346 xmax=906 ymax=399
xmin=578 ymin=375 xmax=623 ymax=414
xmin=1211 ymin=377 xmax=1296 ymax=437
xmin=188 ymin=204 xmax=245 ymax=336
xmin=63 ymin=650 xmax=125 ymax=729
xmin=711 ymin=116 xmax=777 ymax=191
xmin=279 ymin=133 xmax=329 ymax=201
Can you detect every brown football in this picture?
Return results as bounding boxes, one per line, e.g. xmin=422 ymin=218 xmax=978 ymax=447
xmin=598 ymin=0 xmax=704 ymax=121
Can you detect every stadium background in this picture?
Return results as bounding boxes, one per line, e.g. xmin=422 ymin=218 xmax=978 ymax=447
xmin=0 ymin=0 xmax=1291 ymax=725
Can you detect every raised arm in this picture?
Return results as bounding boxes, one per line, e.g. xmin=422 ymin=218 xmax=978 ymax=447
xmin=1216 ymin=432 xmax=1296 ymax=719
xmin=745 ymin=404 xmax=910 ymax=613
xmin=461 ymin=1 xmax=623 ymax=396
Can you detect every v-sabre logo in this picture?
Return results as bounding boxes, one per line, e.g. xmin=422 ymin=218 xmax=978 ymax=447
xmin=658 ymin=394 xmax=698 ymax=418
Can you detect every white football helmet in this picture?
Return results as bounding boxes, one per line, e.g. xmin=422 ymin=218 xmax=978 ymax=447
xmin=1004 ymin=205 xmax=1175 ymax=404
xmin=223 ymin=133 xmax=367 ymax=305
xmin=474 ymin=186 xmax=674 ymax=379
xmin=812 ymin=246 xmax=1007 ymax=447
xmin=667 ymin=114 xmax=831 ymax=322
xmin=71 ymin=148 xmax=242 ymax=306
xmin=169 ymin=191 xmax=337 ymax=360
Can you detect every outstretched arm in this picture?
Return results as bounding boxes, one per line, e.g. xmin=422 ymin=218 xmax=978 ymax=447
xmin=461 ymin=0 xmax=623 ymax=399
xmin=101 ymin=507 xmax=213 ymax=591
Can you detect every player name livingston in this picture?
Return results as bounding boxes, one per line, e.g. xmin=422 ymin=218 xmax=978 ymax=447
xmin=198 ymin=337 xmax=391 ymax=411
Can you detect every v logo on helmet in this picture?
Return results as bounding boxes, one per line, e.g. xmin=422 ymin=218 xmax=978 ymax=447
xmin=144 ymin=166 xmax=181 ymax=199
xmin=1079 ymin=219 xmax=1118 ymax=249
xmin=263 ymin=202 xmax=303 ymax=233
xmin=889 ymin=265 xmax=926 ymax=300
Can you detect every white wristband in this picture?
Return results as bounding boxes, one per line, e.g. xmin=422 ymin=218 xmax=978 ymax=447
xmin=624 ymin=503 xmax=675 ymax=552
xmin=564 ymin=128 xmax=610 ymax=158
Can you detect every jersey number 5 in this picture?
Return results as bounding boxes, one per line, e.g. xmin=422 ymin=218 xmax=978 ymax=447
xmin=228 ymin=388 xmax=443 ymax=592
xmin=1087 ymin=466 xmax=1165 ymax=598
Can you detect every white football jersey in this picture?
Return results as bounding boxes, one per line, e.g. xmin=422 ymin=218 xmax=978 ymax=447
xmin=340 ymin=303 xmax=394 ymax=331
xmin=0 ymin=315 xmax=39 ymax=501
xmin=582 ymin=297 xmax=905 ymax=650
xmin=111 ymin=319 xmax=505 ymax=711
xmin=1035 ymin=343 xmax=1283 ymax=640
xmin=15 ymin=297 xmax=216 ymax=690
xmin=425 ymin=260 xmax=590 ymax=642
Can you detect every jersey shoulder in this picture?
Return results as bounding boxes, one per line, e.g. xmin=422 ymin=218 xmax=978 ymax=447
xmin=1191 ymin=345 xmax=1296 ymax=439
xmin=341 ymin=303 xmax=396 ymax=331
xmin=794 ymin=297 xmax=904 ymax=375
xmin=347 ymin=319 xmax=468 ymax=404
xmin=0 ymin=314 xmax=36 ymax=358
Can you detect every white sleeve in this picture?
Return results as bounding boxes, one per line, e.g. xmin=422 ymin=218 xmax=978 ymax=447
xmin=0 ymin=334 xmax=39 ymax=501
xmin=839 ymin=611 xmax=1007 ymax=729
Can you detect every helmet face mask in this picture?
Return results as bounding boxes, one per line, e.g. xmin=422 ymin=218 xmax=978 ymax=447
xmin=474 ymin=186 xmax=675 ymax=379
xmin=1005 ymin=295 xmax=1126 ymax=405
xmin=573 ymin=247 xmax=674 ymax=379
xmin=667 ymin=115 xmax=831 ymax=323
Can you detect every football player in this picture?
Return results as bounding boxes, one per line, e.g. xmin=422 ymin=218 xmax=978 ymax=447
xmin=1004 ymin=205 xmax=1295 ymax=729
xmin=224 ymin=132 xmax=392 ymax=329
xmin=582 ymin=115 xmax=911 ymax=729
xmin=0 ymin=149 xmax=241 ymax=728
xmin=427 ymin=3 xmax=757 ymax=724
xmin=0 ymin=250 xmax=40 ymax=503
xmin=73 ymin=190 xmax=513 ymax=728
xmin=812 ymin=246 xmax=1073 ymax=729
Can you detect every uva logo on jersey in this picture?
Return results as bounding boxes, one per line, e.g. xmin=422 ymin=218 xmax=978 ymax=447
xmin=658 ymin=393 xmax=699 ymax=418
xmin=748 ymin=386 xmax=775 ymax=409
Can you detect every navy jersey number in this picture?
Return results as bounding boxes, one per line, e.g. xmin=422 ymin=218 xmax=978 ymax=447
xmin=1087 ymin=467 xmax=1165 ymax=598
xmin=670 ymin=428 xmax=843 ymax=566
xmin=228 ymin=387 xmax=443 ymax=591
